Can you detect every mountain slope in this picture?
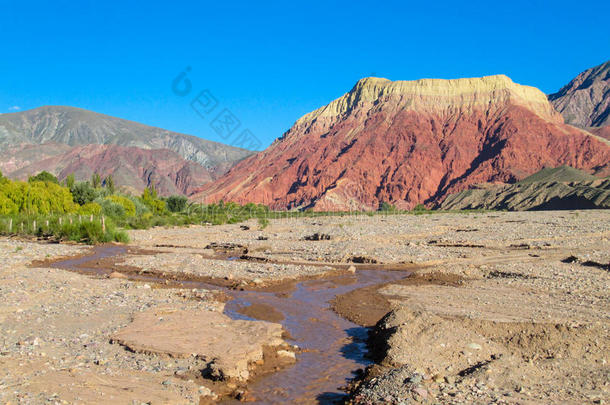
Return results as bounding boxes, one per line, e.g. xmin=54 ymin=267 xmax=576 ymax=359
xmin=194 ymin=75 xmax=610 ymax=210
xmin=0 ymin=106 xmax=254 ymax=169
xmin=3 ymin=143 xmax=214 ymax=195
xmin=518 ymin=165 xmax=598 ymax=184
xmin=440 ymin=166 xmax=610 ymax=211
xmin=549 ymin=61 xmax=610 ymax=130
xmin=0 ymin=106 xmax=255 ymax=195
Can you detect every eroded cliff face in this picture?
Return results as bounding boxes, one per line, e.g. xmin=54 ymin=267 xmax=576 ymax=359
xmin=193 ymin=75 xmax=610 ymax=210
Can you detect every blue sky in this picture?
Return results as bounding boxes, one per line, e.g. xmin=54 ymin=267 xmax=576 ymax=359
xmin=1 ymin=0 xmax=609 ymax=149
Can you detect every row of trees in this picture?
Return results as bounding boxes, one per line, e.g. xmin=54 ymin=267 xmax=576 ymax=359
xmin=0 ymin=170 xmax=181 ymax=217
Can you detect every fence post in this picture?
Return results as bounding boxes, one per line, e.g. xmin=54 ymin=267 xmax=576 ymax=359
xmin=59 ymin=217 xmax=62 ymax=226
xmin=101 ymin=216 xmax=106 ymax=233
xmin=33 ymin=220 xmax=36 ymax=232
xmin=20 ymin=222 xmax=24 ymax=233
xmin=9 ymin=218 xmax=12 ymax=233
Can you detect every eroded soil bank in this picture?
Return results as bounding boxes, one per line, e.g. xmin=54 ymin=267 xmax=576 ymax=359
xmin=1 ymin=210 xmax=609 ymax=404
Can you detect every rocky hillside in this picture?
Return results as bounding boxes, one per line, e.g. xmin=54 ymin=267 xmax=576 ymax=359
xmin=549 ymin=61 xmax=610 ymax=140
xmin=549 ymin=61 xmax=610 ymax=128
xmin=0 ymin=106 xmax=254 ymax=195
xmin=3 ymin=143 xmax=213 ymax=195
xmin=439 ymin=166 xmax=610 ymax=211
xmin=194 ymin=75 xmax=610 ymax=210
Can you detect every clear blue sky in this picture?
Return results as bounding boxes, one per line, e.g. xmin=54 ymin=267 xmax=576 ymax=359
xmin=1 ymin=0 xmax=609 ymax=149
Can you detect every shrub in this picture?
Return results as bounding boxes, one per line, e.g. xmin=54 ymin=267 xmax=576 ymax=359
xmin=97 ymin=198 xmax=126 ymax=219
xmin=78 ymin=202 xmax=102 ymax=215
xmin=258 ymin=217 xmax=269 ymax=230
xmin=141 ymin=187 xmax=166 ymax=214
xmin=127 ymin=196 xmax=150 ymax=216
xmin=378 ymin=201 xmax=396 ymax=212
xmin=105 ymin=195 xmax=136 ymax=217
xmin=166 ymin=195 xmax=187 ymax=213
xmin=56 ymin=217 xmax=129 ymax=244
xmin=0 ymin=213 xmax=128 ymax=244
xmin=413 ymin=203 xmax=427 ymax=212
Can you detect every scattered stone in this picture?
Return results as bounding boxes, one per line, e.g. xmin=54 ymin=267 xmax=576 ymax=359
xmin=303 ymin=233 xmax=331 ymax=241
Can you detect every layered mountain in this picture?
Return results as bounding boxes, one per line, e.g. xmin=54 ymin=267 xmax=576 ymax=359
xmin=194 ymin=75 xmax=610 ymax=210
xmin=0 ymin=106 xmax=254 ymax=195
xmin=440 ymin=166 xmax=610 ymax=211
xmin=549 ymin=60 xmax=610 ymax=140
xmin=2 ymin=143 xmax=213 ymax=195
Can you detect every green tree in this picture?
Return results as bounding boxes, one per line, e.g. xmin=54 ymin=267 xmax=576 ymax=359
xmin=71 ymin=182 xmax=96 ymax=205
xmin=91 ymin=173 xmax=102 ymax=188
xmin=0 ymin=178 xmax=77 ymax=214
xmin=166 ymin=195 xmax=187 ymax=213
xmin=141 ymin=186 xmax=165 ymax=214
xmin=105 ymin=195 xmax=136 ymax=217
xmin=65 ymin=173 xmax=75 ymax=190
xmin=28 ymin=171 xmax=59 ymax=184
xmin=78 ymin=202 xmax=102 ymax=215
xmin=104 ymin=175 xmax=115 ymax=194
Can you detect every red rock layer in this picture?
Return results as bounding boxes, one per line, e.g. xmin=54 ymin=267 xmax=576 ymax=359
xmin=193 ymin=76 xmax=610 ymax=210
xmin=6 ymin=144 xmax=215 ymax=196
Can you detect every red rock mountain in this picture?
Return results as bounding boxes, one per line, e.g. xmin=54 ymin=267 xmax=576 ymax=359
xmin=193 ymin=75 xmax=610 ymax=210
xmin=3 ymin=143 xmax=215 ymax=195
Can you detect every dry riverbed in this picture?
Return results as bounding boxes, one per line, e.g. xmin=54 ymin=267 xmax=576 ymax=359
xmin=0 ymin=210 xmax=608 ymax=404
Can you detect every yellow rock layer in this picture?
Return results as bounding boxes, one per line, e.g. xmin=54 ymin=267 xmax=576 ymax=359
xmin=296 ymin=75 xmax=560 ymax=127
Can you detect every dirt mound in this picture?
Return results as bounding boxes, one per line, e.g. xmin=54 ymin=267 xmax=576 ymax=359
xmin=352 ymin=306 xmax=609 ymax=404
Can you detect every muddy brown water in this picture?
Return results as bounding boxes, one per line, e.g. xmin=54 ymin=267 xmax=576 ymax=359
xmin=49 ymin=245 xmax=410 ymax=404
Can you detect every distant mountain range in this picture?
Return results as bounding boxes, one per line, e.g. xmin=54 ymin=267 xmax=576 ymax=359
xmin=194 ymin=68 xmax=610 ymax=210
xmin=0 ymin=106 xmax=253 ymax=195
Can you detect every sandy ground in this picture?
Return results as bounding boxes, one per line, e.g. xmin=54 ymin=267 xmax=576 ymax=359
xmin=0 ymin=210 xmax=608 ymax=404
xmin=0 ymin=240 xmax=295 ymax=404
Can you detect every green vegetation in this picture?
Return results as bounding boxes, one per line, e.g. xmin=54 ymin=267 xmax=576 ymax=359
xmin=378 ymin=201 xmax=397 ymax=212
xmin=166 ymin=195 xmax=187 ymax=213
xmin=0 ymin=177 xmax=77 ymax=215
xmin=0 ymin=213 xmax=128 ymax=244
xmin=258 ymin=217 xmax=269 ymax=230
xmin=28 ymin=171 xmax=59 ymax=184
xmin=0 ymin=170 xmax=491 ymax=245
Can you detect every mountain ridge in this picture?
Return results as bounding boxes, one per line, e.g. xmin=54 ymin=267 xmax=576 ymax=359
xmin=0 ymin=105 xmax=255 ymax=195
xmin=0 ymin=105 xmax=254 ymax=169
xmin=549 ymin=60 xmax=610 ymax=129
xmin=193 ymin=74 xmax=610 ymax=210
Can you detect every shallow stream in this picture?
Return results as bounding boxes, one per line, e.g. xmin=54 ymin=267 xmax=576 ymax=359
xmin=50 ymin=245 xmax=409 ymax=404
